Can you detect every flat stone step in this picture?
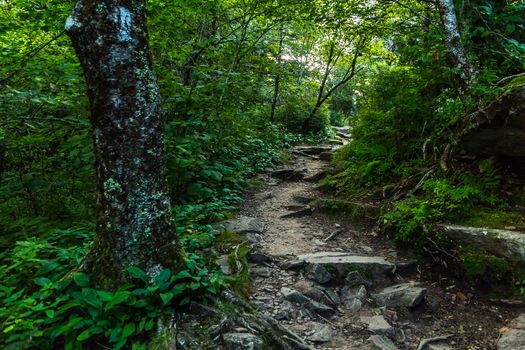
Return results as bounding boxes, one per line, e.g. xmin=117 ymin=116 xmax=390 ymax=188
xmin=293 ymin=145 xmax=335 ymax=155
xmin=288 ymin=252 xmax=397 ymax=280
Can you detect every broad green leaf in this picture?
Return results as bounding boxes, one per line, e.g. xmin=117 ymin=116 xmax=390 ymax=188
xmin=127 ymin=266 xmax=148 ymax=281
xmin=154 ymin=268 xmax=171 ymax=284
xmin=73 ymin=272 xmax=90 ymax=288
xmin=122 ymin=322 xmax=136 ymax=338
xmin=160 ymin=292 xmax=175 ymax=305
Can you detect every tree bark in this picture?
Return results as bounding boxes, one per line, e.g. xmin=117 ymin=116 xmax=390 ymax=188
xmin=270 ymin=32 xmax=284 ymax=122
xmin=65 ymin=0 xmax=181 ymax=289
xmin=437 ymin=0 xmax=475 ymax=90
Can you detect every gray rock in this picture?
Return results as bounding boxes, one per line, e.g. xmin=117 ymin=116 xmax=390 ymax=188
xmin=427 ymin=345 xmax=453 ymax=350
xmin=293 ymin=145 xmax=334 ymax=155
xmin=360 ymin=315 xmax=394 ymax=336
xmin=305 ymin=263 xmax=333 ymax=284
xmin=247 ymin=252 xmax=273 ymax=266
xmin=341 ymin=285 xmax=367 ymax=312
xmin=304 ymin=287 xmax=340 ymax=307
xmin=372 ymin=282 xmax=426 ymax=308
xmin=223 ymin=333 xmax=264 ymax=350
xmin=292 ymin=195 xmax=314 ymax=204
xmin=271 ymin=168 xmax=305 ymax=180
xmin=281 ymin=287 xmax=334 ymax=316
xmin=214 ymin=217 xmax=265 ymax=235
xmin=255 ymin=191 xmax=273 ymax=200
xmin=336 ymin=131 xmax=350 ymax=139
xmin=280 ymin=206 xmax=313 ymax=219
xmin=368 ymin=335 xmax=399 ymax=350
xmin=440 ymin=224 xmax=525 ymax=262
xmin=497 ymin=314 xmax=525 ymax=350
xmin=345 ymin=270 xmax=372 ymax=288
xmin=497 ymin=329 xmax=525 ymax=350
xmin=217 ymin=255 xmax=232 ymax=275
xmin=416 ymin=334 xmax=453 ymax=350
xmin=292 ymin=252 xmax=396 ymax=279
xmin=250 ymin=266 xmax=272 ymax=278
xmin=332 ymin=126 xmax=351 ymax=133
xmin=326 ymin=138 xmax=344 ymax=146
xmin=307 ymin=323 xmax=335 ymax=343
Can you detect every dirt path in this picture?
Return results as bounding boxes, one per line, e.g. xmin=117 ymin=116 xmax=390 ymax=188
xmin=236 ymin=140 xmax=524 ymax=350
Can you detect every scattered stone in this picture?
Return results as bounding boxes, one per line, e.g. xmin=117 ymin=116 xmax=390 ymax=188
xmin=292 ymin=252 xmax=396 ymax=280
xmin=281 ymin=287 xmax=335 ymax=316
xmin=360 ymin=245 xmax=374 ymax=254
xmin=368 ymin=335 xmax=399 ymax=350
xmin=250 ymin=266 xmax=272 ymax=278
xmin=217 ymin=255 xmax=232 ymax=275
xmin=323 ymin=289 xmax=341 ymax=306
xmin=292 ymin=195 xmax=314 ymax=204
xmin=247 ymin=252 xmax=273 ymax=266
xmin=255 ymin=191 xmax=273 ymax=200
xmin=372 ymin=282 xmax=426 ymax=308
xmin=497 ymin=299 xmax=525 ymax=307
xmin=281 ymin=259 xmax=305 ymax=270
xmin=326 ymin=138 xmax=344 ymax=146
xmin=293 ymin=145 xmax=334 ymax=155
xmin=497 ymin=314 xmax=525 ymax=350
xmin=223 ymin=333 xmax=264 ymax=350
xmin=305 ymin=263 xmax=333 ymax=284
xmin=360 ymin=315 xmax=395 ymax=336
xmin=332 ymin=126 xmax=350 ymax=133
xmin=324 ymin=229 xmax=344 ymax=242
xmin=304 ymin=287 xmax=340 ymax=307
xmin=427 ymin=345 xmax=453 ymax=350
xmin=416 ymin=334 xmax=453 ymax=350
xmin=280 ymin=207 xmax=312 ymax=219
xmin=341 ymin=285 xmax=367 ymax=312
xmin=344 ymin=270 xmax=372 ymax=288
xmin=214 ymin=217 xmax=265 ymax=235
xmin=307 ymin=323 xmax=335 ymax=343
xmin=271 ymin=168 xmax=305 ymax=180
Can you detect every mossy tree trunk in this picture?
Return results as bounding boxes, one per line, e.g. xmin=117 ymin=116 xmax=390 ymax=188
xmin=65 ymin=0 xmax=181 ymax=289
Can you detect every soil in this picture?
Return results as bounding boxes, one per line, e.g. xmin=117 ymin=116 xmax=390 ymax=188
xmin=237 ymin=142 xmax=525 ymax=350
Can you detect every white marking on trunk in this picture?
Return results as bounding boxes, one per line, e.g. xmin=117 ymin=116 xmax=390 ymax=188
xmin=117 ymin=6 xmax=132 ymax=42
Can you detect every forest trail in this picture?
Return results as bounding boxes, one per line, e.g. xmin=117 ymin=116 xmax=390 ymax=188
xmin=233 ymin=132 xmax=524 ymax=350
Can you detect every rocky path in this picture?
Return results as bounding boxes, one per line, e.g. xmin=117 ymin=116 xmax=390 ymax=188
xmin=221 ymin=132 xmax=524 ymax=350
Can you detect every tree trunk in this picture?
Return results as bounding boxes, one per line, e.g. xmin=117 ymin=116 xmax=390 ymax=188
xmin=437 ymin=0 xmax=474 ymax=90
xmin=65 ymin=0 xmax=181 ymax=289
xmin=270 ymin=32 xmax=284 ymax=122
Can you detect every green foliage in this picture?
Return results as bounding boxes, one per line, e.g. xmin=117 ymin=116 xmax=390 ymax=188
xmin=384 ymin=168 xmax=502 ymax=243
xmin=0 ymin=229 xmax=224 ymax=350
xmin=459 ymin=246 xmax=510 ymax=281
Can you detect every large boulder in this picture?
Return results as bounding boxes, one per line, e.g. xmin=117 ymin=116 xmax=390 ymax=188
xmin=497 ymin=314 xmax=525 ymax=350
xmin=454 ymin=84 xmax=525 ymax=157
xmin=440 ymin=224 xmax=525 ymax=262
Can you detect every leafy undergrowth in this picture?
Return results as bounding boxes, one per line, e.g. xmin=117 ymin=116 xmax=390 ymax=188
xmin=0 ymin=130 xmax=326 ymax=349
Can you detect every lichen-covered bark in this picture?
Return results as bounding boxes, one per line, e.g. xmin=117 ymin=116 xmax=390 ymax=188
xmin=437 ymin=0 xmax=474 ymax=90
xmin=65 ymin=0 xmax=180 ymax=288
